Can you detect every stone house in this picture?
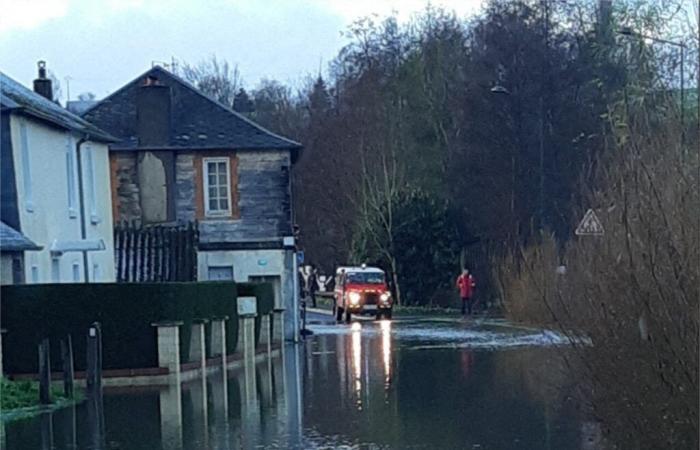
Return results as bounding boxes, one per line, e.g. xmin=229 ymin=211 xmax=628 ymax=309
xmin=0 ymin=64 xmax=117 ymax=284
xmin=82 ymin=66 xmax=302 ymax=339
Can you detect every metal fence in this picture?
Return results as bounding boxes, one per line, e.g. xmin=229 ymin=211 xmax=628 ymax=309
xmin=114 ymin=222 xmax=198 ymax=282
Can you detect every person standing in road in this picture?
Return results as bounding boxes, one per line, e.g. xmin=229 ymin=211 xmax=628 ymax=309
xmin=308 ymin=267 xmax=318 ymax=308
xmin=456 ymin=269 xmax=476 ymax=316
xmin=298 ymin=269 xmax=307 ymax=300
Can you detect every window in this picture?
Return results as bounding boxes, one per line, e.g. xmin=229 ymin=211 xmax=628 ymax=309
xmin=19 ymin=120 xmax=34 ymax=212
xmin=51 ymin=257 xmax=61 ymax=282
xmin=92 ymin=263 xmax=101 ymax=281
xmin=72 ymin=262 xmax=81 ymax=282
xmin=31 ymin=265 xmax=39 ymax=283
xmin=65 ymin=136 xmax=77 ymax=218
xmin=203 ymin=158 xmax=231 ymax=217
xmin=85 ymin=145 xmax=100 ymax=224
xmin=208 ymin=266 xmax=234 ymax=281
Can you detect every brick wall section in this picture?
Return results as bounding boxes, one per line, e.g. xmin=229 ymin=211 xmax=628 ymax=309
xmin=175 ymin=153 xmax=196 ymax=222
xmin=110 ymin=152 xmax=142 ymax=223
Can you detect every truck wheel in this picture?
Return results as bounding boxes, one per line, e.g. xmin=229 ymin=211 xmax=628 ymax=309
xmin=345 ymin=310 xmax=352 ymax=323
xmin=336 ymin=307 xmax=344 ymax=322
xmin=385 ymin=309 xmax=393 ymax=320
xmin=375 ymin=311 xmax=384 ymax=320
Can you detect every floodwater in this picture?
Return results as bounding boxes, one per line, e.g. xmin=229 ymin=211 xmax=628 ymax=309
xmin=1 ymin=317 xmax=589 ymax=449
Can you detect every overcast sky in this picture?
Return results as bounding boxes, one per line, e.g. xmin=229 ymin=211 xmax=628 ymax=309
xmin=0 ymin=0 xmax=485 ymax=102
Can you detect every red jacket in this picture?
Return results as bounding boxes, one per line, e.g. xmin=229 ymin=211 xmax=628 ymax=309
xmin=456 ymin=274 xmax=475 ymax=298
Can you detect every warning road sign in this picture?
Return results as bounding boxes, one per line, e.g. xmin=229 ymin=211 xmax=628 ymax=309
xmin=576 ymin=209 xmax=604 ymax=236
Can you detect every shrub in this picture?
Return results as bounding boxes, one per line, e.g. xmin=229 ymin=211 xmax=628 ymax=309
xmin=1 ymin=282 xmax=238 ymax=373
xmin=493 ymin=110 xmax=699 ymax=448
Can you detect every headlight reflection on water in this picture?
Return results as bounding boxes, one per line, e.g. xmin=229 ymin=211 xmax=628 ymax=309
xmin=352 ymin=322 xmax=362 ymax=410
xmin=380 ymin=320 xmax=392 ymax=388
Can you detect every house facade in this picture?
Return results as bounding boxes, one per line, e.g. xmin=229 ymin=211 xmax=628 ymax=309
xmin=0 ymin=64 xmax=116 ymax=284
xmin=82 ymin=66 xmax=302 ymax=339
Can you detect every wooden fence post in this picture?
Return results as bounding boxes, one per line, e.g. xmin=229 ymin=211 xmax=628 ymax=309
xmin=114 ymin=222 xmax=121 ymax=282
xmin=123 ymin=222 xmax=131 ymax=282
xmin=61 ymin=335 xmax=74 ymax=398
xmin=38 ymin=338 xmax=51 ymax=405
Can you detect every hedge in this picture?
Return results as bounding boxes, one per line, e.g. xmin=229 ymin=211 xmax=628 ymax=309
xmin=1 ymin=280 xmax=277 ymax=375
xmin=236 ymin=282 xmax=275 ymax=347
xmin=1 ymin=282 xmax=236 ymax=373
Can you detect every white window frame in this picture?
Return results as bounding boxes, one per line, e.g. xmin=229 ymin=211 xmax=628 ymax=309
xmin=19 ymin=120 xmax=34 ymax=212
xmin=203 ymin=157 xmax=232 ymax=217
xmin=65 ymin=136 xmax=77 ymax=218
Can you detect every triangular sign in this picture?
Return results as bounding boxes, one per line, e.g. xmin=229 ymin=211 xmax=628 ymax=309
xmin=576 ymin=209 xmax=604 ymax=236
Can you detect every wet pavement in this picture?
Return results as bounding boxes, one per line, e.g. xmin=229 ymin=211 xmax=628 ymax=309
xmin=1 ymin=315 xmax=585 ymax=449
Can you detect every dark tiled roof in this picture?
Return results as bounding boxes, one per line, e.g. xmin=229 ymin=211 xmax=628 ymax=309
xmin=0 ymin=221 xmax=41 ymax=251
xmin=66 ymin=100 xmax=97 ymax=115
xmin=0 ymin=72 xmax=115 ymax=142
xmin=83 ymin=66 xmax=301 ymax=151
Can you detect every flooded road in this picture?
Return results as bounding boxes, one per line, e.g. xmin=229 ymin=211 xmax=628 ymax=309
xmin=2 ymin=316 xmax=585 ymax=449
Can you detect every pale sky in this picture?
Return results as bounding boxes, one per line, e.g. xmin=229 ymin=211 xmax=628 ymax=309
xmin=0 ymin=0 xmax=485 ymax=102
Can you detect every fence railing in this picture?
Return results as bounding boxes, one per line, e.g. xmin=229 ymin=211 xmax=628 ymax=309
xmin=114 ymin=222 xmax=198 ymax=282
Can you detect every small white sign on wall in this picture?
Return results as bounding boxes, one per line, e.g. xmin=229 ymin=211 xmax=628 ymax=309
xmin=237 ymin=296 xmax=257 ymax=316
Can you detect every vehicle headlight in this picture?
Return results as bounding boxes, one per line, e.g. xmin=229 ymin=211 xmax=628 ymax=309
xmin=380 ymin=292 xmax=391 ymax=303
xmin=348 ymin=292 xmax=361 ymax=304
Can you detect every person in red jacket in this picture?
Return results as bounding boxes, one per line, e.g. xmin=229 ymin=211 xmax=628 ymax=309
xmin=456 ymin=269 xmax=476 ymax=316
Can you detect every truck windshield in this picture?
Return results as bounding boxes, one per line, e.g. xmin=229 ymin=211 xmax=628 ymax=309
xmin=346 ymin=272 xmax=384 ymax=284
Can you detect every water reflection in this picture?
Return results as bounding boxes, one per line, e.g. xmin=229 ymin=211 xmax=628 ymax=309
xmin=351 ymin=322 xmax=362 ymax=411
xmin=2 ymin=345 xmax=302 ymax=450
xmin=380 ymin=320 xmax=392 ymax=389
xmin=3 ymin=320 xmax=586 ymax=449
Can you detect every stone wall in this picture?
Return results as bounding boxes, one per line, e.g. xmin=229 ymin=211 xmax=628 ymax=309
xmin=110 ymin=149 xmax=292 ymax=243
xmin=175 ymin=153 xmax=196 ymax=222
xmin=199 ymin=150 xmax=291 ymax=243
xmin=110 ymin=152 xmax=142 ymax=224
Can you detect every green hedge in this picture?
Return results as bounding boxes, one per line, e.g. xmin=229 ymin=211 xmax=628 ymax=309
xmin=236 ymin=282 xmax=275 ymax=347
xmin=1 ymin=282 xmax=238 ymax=373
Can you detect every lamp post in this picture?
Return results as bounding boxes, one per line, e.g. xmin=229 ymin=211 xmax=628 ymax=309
xmin=617 ymin=26 xmax=687 ymax=143
xmin=491 ymin=82 xmax=547 ymax=235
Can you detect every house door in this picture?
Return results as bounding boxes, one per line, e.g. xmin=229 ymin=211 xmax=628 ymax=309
xmin=208 ymin=266 xmax=234 ymax=281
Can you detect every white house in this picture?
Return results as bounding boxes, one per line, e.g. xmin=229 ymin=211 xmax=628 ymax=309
xmin=0 ymin=63 xmax=116 ymax=284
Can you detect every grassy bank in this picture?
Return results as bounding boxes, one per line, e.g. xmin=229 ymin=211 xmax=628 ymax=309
xmin=311 ymin=294 xmax=501 ymax=317
xmin=1 ymin=378 xmax=82 ymax=421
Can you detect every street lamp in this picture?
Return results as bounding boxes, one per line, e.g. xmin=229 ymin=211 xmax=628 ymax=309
xmin=490 ymin=85 xmax=510 ymax=95
xmin=617 ymin=26 xmax=687 ymax=142
xmin=490 ymin=83 xmax=546 ymax=233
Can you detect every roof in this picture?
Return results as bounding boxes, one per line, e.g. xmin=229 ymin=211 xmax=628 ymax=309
xmin=82 ymin=66 xmax=302 ymax=152
xmin=66 ymin=100 xmax=97 ymax=115
xmin=336 ymin=266 xmax=385 ymax=274
xmin=0 ymin=221 xmax=41 ymax=251
xmin=0 ymin=72 xmax=115 ymax=143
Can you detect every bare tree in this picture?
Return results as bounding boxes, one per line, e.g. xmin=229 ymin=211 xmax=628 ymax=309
xmin=180 ymin=55 xmax=241 ymax=107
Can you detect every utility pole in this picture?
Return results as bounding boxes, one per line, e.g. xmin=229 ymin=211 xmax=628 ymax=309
xmin=538 ymin=0 xmax=549 ymax=231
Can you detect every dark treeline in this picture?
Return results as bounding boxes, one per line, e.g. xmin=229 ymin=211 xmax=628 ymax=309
xmin=181 ymin=0 xmax=698 ymax=307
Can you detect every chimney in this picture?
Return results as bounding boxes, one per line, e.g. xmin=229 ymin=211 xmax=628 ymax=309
xmin=597 ymin=0 xmax=613 ymax=40
xmin=136 ymin=74 xmax=171 ymax=147
xmin=33 ymin=61 xmax=53 ymax=101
